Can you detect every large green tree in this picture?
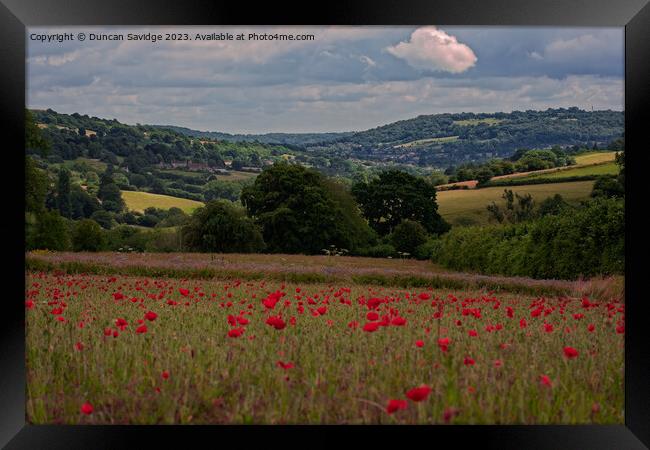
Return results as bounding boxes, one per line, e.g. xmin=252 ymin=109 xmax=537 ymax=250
xmin=241 ymin=163 xmax=375 ymax=254
xmin=352 ymin=170 xmax=450 ymax=236
xmin=56 ymin=169 xmax=73 ymax=218
xmin=97 ymin=165 xmax=125 ymax=212
xmin=182 ymin=200 xmax=265 ymax=253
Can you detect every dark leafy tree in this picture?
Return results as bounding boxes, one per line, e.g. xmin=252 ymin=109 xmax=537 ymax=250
xmin=25 ymin=109 xmax=50 ymax=156
xmin=487 ymin=189 xmax=536 ymax=224
xmin=242 ymin=163 xmax=374 ymax=253
xmin=90 ymin=210 xmax=116 ymax=229
xmin=72 ymin=219 xmax=106 ymax=251
xmin=182 ymin=200 xmax=265 ymax=253
xmin=56 ymin=169 xmax=73 ymax=218
xmin=26 ymin=210 xmax=71 ymax=251
xmin=390 ymin=219 xmax=429 ymax=254
xmin=352 ymin=170 xmax=449 ymax=236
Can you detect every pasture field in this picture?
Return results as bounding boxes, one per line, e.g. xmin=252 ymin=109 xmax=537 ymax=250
xmin=121 ymin=191 xmax=204 ymax=214
xmin=436 ymin=181 xmax=595 ymax=226
xmin=220 ymin=170 xmax=259 ymax=182
xmin=25 ymin=259 xmax=624 ymax=425
xmin=574 ymin=151 xmax=617 ymax=165
xmin=158 ymin=169 xmax=206 ymax=179
xmin=396 ymin=136 xmax=459 ymax=148
xmin=452 ymin=118 xmax=504 ymax=126
xmin=515 ymin=162 xmax=618 ymax=181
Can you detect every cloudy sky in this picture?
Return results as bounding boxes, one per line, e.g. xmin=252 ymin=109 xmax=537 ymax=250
xmin=27 ymin=26 xmax=624 ymax=134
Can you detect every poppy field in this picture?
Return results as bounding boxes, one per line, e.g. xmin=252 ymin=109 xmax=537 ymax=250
xmin=25 ymin=268 xmax=624 ymax=424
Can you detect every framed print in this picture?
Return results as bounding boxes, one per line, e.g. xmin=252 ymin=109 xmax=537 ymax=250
xmin=1 ymin=0 xmax=649 ymax=448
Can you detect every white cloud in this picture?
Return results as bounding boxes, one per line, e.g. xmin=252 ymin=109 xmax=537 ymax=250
xmin=385 ymin=26 xmax=477 ymax=73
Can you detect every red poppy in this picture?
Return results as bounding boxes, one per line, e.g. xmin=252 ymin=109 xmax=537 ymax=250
xmin=144 ymin=311 xmax=158 ymax=321
xmin=237 ymin=316 xmax=249 ymax=325
xmin=391 ymin=317 xmax=407 ymax=326
xmin=386 ymin=399 xmax=408 ymax=414
xmin=468 ymin=330 xmax=478 ymax=337
xmin=415 ymin=340 xmax=424 ymax=348
xmin=228 ymin=327 xmax=244 ymax=338
xmin=25 ymin=300 xmax=34 ymax=309
xmin=348 ymin=320 xmax=359 ymax=329
xmin=543 ymin=323 xmax=554 ymax=333
xmin=115 ymin=318 xmax=128 ymax=330
xmin=463 ymin=356 xmax=475 ymax=366
xmin=276 ymin=360 xmax=294 ymax=370
xmin=74 ymin=342 xmax=84 ymax=351
xmin=437 ymin=337 xmax=450 ymax=352
xmin=588 ymin=324 xmax=595 ymax=332
xmin=540 ymin=374 xmax=552 ymax=387
xmin=519 ymin=318 xmax=527 ymax=329
xmin=179 ymin=288 xmax=190 ymax=296
xmin=363 ymin=322 xmax=380 ymax=332
xmin=50 ymin=307 xmax=63 ymax=315
xmin=162 ymin=371 xmax=170 ymax=380
xmin=266 ymin=316 xmax=286 ymax=330
xmin=418 ymin=292 xmax=431 ymax=300
xmin=563 ymin=346 xmax=579 ymax=358
xmin=616 ymin=324 xmax=625 ymax=334
xmin=136 ymin=324 xmax=148 ymax=334
xmin=80 ymin=402 xmax=93 ymax=415
xmin=113 ymin=292 xmax=124 ymax=300
xmin=406 ymin=385 xmax=431 ymax=402
xmin=443 ymin=407 xmax=460 ymax=424
xmin=316 ymin=306 xmax=327 ymax=315
xmin=366 ymin=312 xmax=379 ymax=321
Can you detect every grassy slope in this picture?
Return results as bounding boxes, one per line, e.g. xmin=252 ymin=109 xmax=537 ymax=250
xmin=574 ymin=151 xmax=617 ymax=165
xmin=437 ymin=180 xmax=595 ymax=226
xmin=516 ymin=162 xmax=618 ymax=181
xmin=121 ymin=191 xmax=204 ymax=213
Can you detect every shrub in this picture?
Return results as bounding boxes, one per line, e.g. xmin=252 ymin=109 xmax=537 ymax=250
xmin=26 ymin=210 xmax=71 ymax=251
xmin=356 ymin=244 xmax=397 ymax=258
xmin=433 ymin=197 xmax=624 ymax=279
xmin=90 ymin=210 xmax=116 ymax=229
xmin=413 ymin=238 xmax=441 ymax=261
xmin=72 ymin=219 xmax=106 ymax=252
xmin=389 ymin=220 xmax=429 ymax=254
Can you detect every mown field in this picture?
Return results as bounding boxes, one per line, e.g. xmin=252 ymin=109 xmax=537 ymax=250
xmin=25 ymin=252 xmax=624 ymax=425
xmin=574 ymin=151 xmax=617 ymax=165
xmin=436 ymin=180 xmax=595 ymax=226
xmin=121 ymin=191 xmax=204 ymax=214
xmin=515 ymin=162 xmax=618 ymax=181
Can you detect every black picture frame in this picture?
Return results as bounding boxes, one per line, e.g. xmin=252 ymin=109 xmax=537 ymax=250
xmin=2 ymin=1 xmax=649 ymax=448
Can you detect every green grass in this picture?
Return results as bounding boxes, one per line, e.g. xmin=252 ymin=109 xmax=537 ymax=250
xmin=220 ymin=171 xmax=258 ymax=182
xmin=396 ymin=136 xmax=459 ymax=148
xmin=121 ymin=191 xmax=204 ymax=214
xmin=452 ymin=118 xmax=504 ymax=126
xmin=25 ymin=269 xmax=624 ymax=424
xmin=574 ymin=151 xmax=617 ymax=165
xmin=158 ymin=169 xmax=206 ymax=179
xmin=437 ymin=181 xmax=595 ymax=226
xmin=515 ymin=162 xmax=618 ymax=181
